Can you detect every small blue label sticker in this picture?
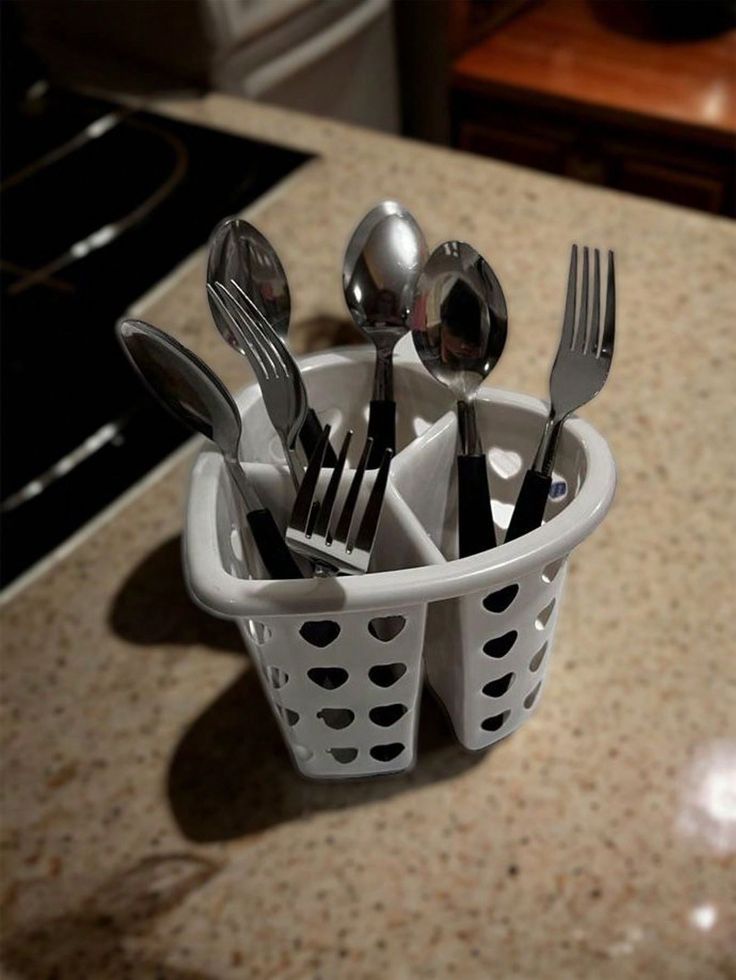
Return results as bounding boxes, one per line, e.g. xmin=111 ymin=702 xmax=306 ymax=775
xmin=549 ymin=480 xmax=567 ymax=500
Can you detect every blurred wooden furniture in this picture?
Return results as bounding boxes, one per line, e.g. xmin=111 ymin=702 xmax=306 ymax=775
xmin=451 ymin=0 xmax=736 ymax=215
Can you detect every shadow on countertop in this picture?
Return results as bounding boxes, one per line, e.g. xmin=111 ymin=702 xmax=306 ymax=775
xmin=167 ymin=674 xmax=484 ymax=843
xmin=111 ymin=535 xmax=486 ymax=844
xmin=110 ymin=535 xmax=243 ymax=654
xmin=2 ymin=854 xmax=221 ymax=980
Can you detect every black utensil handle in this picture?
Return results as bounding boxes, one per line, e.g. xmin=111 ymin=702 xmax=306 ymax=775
xmin=246 ymin=509 xmax=303 ymax=580
xmin=367 ymin=399 xmax=396 ymax=468
xmin=299 ymin=409 xmax=338 ymax=466
xmin=457 ymin=454 xmax=496 ymax=557
xmin=505 ymin=470 xmax=551 ymax=543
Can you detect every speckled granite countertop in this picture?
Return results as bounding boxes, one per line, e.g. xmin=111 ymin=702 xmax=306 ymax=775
xmin=2 ymin=94 xmax=735 ymax=979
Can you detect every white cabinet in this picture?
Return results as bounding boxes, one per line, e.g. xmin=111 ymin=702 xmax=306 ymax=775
xmin=210 ymin=0 xmax=400 ymax=132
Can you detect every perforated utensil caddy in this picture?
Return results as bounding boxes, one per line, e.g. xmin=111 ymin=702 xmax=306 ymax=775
xmin=184 ymin=348 xmax=616 ymax=778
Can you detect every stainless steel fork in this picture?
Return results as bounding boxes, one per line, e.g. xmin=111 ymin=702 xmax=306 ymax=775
xmin=287 ymin=426 xmax=392 ymax=575
xmin=506 ymin=245 xmax=615 ymax=541
xmin=207 ymin=278 xmax=307 ymax=488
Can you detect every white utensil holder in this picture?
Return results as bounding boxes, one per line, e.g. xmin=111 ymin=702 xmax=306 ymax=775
xmin=184 ymin=348 xmax=615 ymax=777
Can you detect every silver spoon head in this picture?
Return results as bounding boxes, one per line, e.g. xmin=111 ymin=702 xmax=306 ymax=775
xmin=208 ymin=217 xmax=291 ymax=345
xmin=117 ymin=318 xmax=242 ymax=458
xmin=342 ymin=200 xmax=405 ymax=290
xmin=343 ymin=203 xmax=428 ymax=348
xmin=411 ymin=241 xmax=508 ymax=401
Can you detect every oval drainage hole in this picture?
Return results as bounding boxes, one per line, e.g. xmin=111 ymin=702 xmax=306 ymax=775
xmin=542 ymin=558 xmax=565 ymax=584
xmin=483 ymin=631 xmax=518 ymax=658
xmin=329 ymin=747 xmax=358 ymax=764
xmin=317 ymin=707 xmax=355 ymax=730
xmin=300 ymin=621 xmax=341 ymax=647
xmin=370 ymin=743 xmax=405 ymax=762
xmin=535 ymin=599 xmax=556 ymax=630
xmin=482 ymin=584 xmax=519 ymax=613
xmin=482 ymin=673 xmax=514 ymax=698
xmin=230 ymin=528 xmax=244 ymax=563
xmin=524 ymin=683 xmax=542 ymax=709
xmin=278 ymin=707 xmax=299 ymax=727
xmin=307 ymin=667 xmax=349 ymax=690
xmin=246 ymin=620 xmax=271 ymax=645
xmin=481 ymin=711 xmax=510 ymax=732
xmin=368 ymin=615 xmax=406 ymax=642
xmin=488 ymin=447 xmax=522 ymax=479
xmin=267 ymin=667 xmax=289 ymax=690
xmin=529 ymin=643 xmax=547 ymax=672
xmin=369 ymin=704 xmax=407 ymax=727
xmin=368 ymin=663 xmax=407 ymax=687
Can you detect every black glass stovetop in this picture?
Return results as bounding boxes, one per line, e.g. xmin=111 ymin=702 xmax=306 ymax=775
xmin=0 ymin=87 xmax=310 ymax=588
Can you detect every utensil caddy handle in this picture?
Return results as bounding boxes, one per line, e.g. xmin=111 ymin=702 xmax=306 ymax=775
xmin=185 ymin=349 xmax=616 ymax=778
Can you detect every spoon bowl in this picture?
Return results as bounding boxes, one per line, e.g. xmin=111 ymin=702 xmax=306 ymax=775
xmin=343 ymin=202 xmax=428 ymax=463
xmin=411 ymin=241 xmax=507 ymax=409
xmin=208 ymin=217 xmax=291 ymax=345
xmin=118 ymin=318 xmax=243 ymax=459
xmin=345 ymin=211 xmax=427 ymax=345
xmin=117 ymin=318 xmax=301 ymax=580
xmin=411 ymin=241 xmax=508 ymax=557
xmin=207 ymin=216 xmax=335 ymax=464
xmin=342 ymin=199 xmax=406 ymax=289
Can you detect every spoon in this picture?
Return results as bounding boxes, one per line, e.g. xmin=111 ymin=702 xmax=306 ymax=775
xmin=411 ymin=241 xmax=508 ymax=558
xmin=207 ymin=217 xmax=336 ymax=464
xmin=342 ymin=200 xmax=407 ymax=281
xmin=343 ymin=202 xmax=428 ymax=467
xmin=117 ymin=318 xmax=302 ymax=581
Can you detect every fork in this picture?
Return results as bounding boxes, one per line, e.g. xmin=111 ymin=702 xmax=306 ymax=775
xmin=287 ymin=425 xmax=392 ymax=575
xmin=207 ymin=278 xmax=307 ymax=488
xmin=505 ymin=245 xmax=615 ymax=542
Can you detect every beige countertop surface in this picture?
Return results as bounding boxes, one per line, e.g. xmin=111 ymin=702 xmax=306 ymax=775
xmin=1 ymin=94 xmax=735 ymax=979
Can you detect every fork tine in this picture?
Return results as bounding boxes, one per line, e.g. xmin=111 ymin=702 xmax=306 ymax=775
xmin=229 ymin=278 xmax=272 ymax=333
xmin=213 ymin=281 xmax=279 ymax=378
xmin=560 ymin=245 xmax=577 ymax=351
xmin=305 ymin=499 xmax=321 ymax=537
xmin=216 ymin=281 xmax=281 ymax=378
xmin=216 ymin=281 xmax=275 ymax=373
xmin=587 ymin=248 xmax=601 ymax=355
xmin=229 ymin=279 xmax=298 ymax=383
xmin=602 ymin=250 xmax=616 ymax=356
xmin=208 ymin=283 xmax=271 ymax=380
xmin=313 ymin=430 xmax=352 ymax=538
xmin=575 ymin=246 xmax=589 ymax=352
xmin=332 ymin=437 xmax=373 ymax=545
xmin=351 ymin=449 xmax=393 ymax=554
xmin=290 ymin=425 xmax=330 ymax=533
xmin=228 ymin=279 xmax=291 ymax=370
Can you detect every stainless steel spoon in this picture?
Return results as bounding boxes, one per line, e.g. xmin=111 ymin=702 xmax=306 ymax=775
xmin=207 ymin=217 xmax=335 ymax=464
xmin=209 ymin=216 xmax=291 ymax=338
xmin=117 ymin=318 xmax=301 ymax=580
xmin=342 ymin=200 xmax=406 ymax=282
xmin=410 ymin=241 xmax=508 ymax=557
xmin=343 ymin=202 xmax=428 ymax=466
